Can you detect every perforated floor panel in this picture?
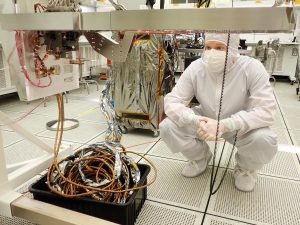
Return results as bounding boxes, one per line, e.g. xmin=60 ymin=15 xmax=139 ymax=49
xmin=259 ymin=151 xmax=300 ymax=179
xmin=5 ymin=140 xmax=47 ymax=165
xmin=290 ymin=130 xmax=300 ymax=146
xmin=209 ymin=171 xmax=300 ymax=225
xmin=2 ymin=130 xmax=23 ymax=148
xmin=272 ymin=127 xmax=292 ymax=145
xmin=284 ymin=116 xmax=300 ymax=130
xmin=206 ymin=215 xmax=250 ymax=225
xmin=37 ymin=121 xmax=107 ymax=144
xmin=34 ymin=100 xmax=99 ymax=118
xmin=209 ymin=221 xmax=233 ymax=225
xmin=148 ymin=140 xmax=229 ymax=163
xmin=219 ymin=145 xmax=300 ymax=180
xmin=0 ymin=100 xmax=47 ymax=114
xmin=2 ymin=81 xmax=300 ymax=225
xmin=4 ymin=137 xmax=81 ymax=165
xmin=272 ymin=112 xmax=286 ymax=130
xmin=135 ymin=201 xmax=201 ymax=225
xmin=0 ymin=216 xmax=37 ymax=225
xmin=142 ymin=156 xmax=210 ymax=211
xmin=0 ymin=112 xmax=52 ymax=135
xmin=147 ymin=140 xmax=186 ymax=160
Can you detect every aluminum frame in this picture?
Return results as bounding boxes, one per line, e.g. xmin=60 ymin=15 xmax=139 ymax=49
xmin=0 ymin=12 xmax=81 ymax=31
xmin=0 ymin=7 xmax=295 ymax=33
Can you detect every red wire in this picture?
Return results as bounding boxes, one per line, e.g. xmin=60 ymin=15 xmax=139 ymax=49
xmin=14 ymin=97 xmax=48 ymax=122
xmin=15 ymin=31 xmax=52 ymax=88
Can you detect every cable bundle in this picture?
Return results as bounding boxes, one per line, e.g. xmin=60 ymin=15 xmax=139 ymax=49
xmin=15 ymin=31 xmax=52 ymax=88
xmin=47 ymin=94 xmax=156 ymax=203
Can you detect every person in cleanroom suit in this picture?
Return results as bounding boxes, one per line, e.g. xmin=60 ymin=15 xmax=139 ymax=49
xmin=160 ymin=33 xmax=278 ymax=192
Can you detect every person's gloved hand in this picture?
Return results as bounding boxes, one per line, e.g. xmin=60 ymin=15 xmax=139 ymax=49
xmin=197 ymin=117 xmax=225 ymax=141
xmin=181 ymin=112 xmax=202 ymax=127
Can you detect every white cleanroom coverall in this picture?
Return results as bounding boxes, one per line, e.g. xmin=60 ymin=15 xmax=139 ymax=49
xmin=160 ymin=55 xmax=278 ymax=171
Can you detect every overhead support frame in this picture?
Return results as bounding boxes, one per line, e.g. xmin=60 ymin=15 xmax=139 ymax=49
xmin=0 ymin=7 xmax=295 ymax=33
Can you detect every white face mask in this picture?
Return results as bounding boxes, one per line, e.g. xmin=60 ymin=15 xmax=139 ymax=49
xmin=202 ymin=49 xmax=227 ymax=74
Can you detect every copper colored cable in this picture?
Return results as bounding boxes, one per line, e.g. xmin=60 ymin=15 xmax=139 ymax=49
xmin=47 ymin=94 xmax=157 ymax=202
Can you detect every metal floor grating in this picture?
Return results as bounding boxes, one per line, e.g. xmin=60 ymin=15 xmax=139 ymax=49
xmin=135 ymin=201 xmax=200 ymax=225
xmin=272 ymin=127 xmax=293 ymax=145
xmin=290 ymin=130 xmax=300 ymax=146
xmin=0 ymin=216 xmax=37 ymax=225
xmin=37 ymin=121 xmax=107 ymax=144
xmin=4 ymin=137 xmax=80 ymax=165
xmin=0 ymin=101 xmax=45 ymax=114
xmin=219 ymin=145 xmax=300 ymax=180
xmin=272 ymin=112 xmax=286 ymax=130
xmin=283 ymin=115 xmax=300 ymax=130
xmin=148 ymin=140 xmax=229 ymax=163
xmin=2 ymin=130 xmax=23 ymax=148
xmin=2 ymin=81 xmax=300 ymax=225
xmin=5 ymin=113 xmax=52 ymax=135
xmin=142 ymin=156 xmax=210 ymax=210
xmin=147 ymin=140 xmax=186 ymax=160
xmin=210 ymin=171 xmax=300 ymax=225
xmin=5 ymin=141 xmax=47 ymax=165
xmin=206 ymin=215 xmax=251 ymax=225
xmin=259 ymin=151 xmax=300 ymax=179
xmin=32 ymin=100 xmax=100 ymax=118
xmin=209 ymin=220 xmax=236 ymax=225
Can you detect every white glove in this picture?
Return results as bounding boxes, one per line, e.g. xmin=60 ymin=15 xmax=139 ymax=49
xmin=197 ymin=117 xmax=241 ymax=141
xmin=181 ymin=112 xmax=202 ymax=127
xmin=221 ymin=117 xmax=241 ymax=133
xmin=197 ymin=117 xmax=225 ymax=141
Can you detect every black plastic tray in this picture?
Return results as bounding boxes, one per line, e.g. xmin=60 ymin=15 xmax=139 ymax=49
xmin=29 ymin=164 xmax=150 ymax=225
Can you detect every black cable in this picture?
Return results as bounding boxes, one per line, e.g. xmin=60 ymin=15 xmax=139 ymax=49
xmin=201 ymin=32 xmax=239 ymax=224
xmin=197 ymin=0 xmax=203 ymax=7
xmin=205 ymin=0 xmax=211 ymax=7
xmin=201 ymin=192 xmax=213 ymax=225
xmin=210 ymin=33 xmax=232 ymax=192
xmin=211 ymin=134 xmax=237 ymax=195
xmin=197 ymin=0 xmax=210 ymax=7
xmin=160 ymin=0 xmax=164 ymax=9
xmin=211 ymin=141 xmax=226 ymax=186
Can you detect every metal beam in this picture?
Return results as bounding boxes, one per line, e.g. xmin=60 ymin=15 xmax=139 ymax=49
xmin=0 ymin=12 xmax=81 ymax=31
xmin=109 ymin=7 xmax=295 ymax=33
xmin=81 ymin=12 xmax=111 ymax=30
xmin=0 ymin=7 xmax=296 ymax=33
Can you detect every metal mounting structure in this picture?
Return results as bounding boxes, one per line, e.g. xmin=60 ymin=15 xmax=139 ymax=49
xmin=0 ymin=7 xmax=296 ymax=33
